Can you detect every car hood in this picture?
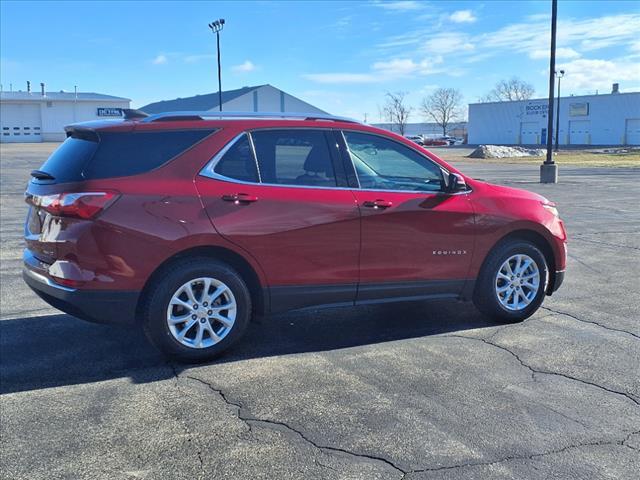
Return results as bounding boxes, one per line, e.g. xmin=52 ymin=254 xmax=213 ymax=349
xmin=469 ymin=179 xmax=551 ymax=204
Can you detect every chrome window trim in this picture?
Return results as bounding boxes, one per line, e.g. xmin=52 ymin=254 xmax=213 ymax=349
xmin=246 ymin=132 xmax=262 ymax=183
xmin=200 ymin=128 xmax=350 ymax=191
xmin=199 ymin=128 xmax=472 ymax=196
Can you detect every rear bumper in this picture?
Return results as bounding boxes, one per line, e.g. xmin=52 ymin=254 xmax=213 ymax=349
xmin=23 ymin=253 xmax=139 ymax=325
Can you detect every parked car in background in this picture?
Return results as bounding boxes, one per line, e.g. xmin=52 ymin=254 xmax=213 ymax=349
xmin=405 ymin=135 xmax=425 ymax=146
xmin=422 ymin=137 xmax=449 ymax=146
xmin=23 ymin=111 xmax=567 ymax=362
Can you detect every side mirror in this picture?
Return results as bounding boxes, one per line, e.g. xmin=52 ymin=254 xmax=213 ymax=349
xmin=447 ymin=172 xmax=467 ymax=193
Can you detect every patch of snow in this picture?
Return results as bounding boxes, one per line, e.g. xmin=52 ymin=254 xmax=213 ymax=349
xmin=468 ymin=145 xmax=546 ymax=158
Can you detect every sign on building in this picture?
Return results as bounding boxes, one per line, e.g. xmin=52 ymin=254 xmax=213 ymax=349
xmin=569 ymin=102 xmax=589 ymax=116
xmin=97 ymin=107 xmax=123 ymax=117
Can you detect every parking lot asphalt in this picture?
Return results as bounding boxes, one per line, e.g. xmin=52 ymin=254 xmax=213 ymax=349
xmin=1 ymin=143 xmax=639 ymax=479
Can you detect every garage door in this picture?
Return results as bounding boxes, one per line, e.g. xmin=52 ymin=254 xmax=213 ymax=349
xmin=520 ymin=122 xmax=539 ymax=144
xmin=625 ymin=119 xmax=640 ymax=145
xmin=0 ymin=104 xmax=42 ymax=143
xmin=569 ymin=120 xmax=590 ymax=145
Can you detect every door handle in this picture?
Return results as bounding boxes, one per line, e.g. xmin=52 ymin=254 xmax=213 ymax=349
xmin=221 ymin=193 xmax=259 ymax=204
xmin=362 ymin=199 xmax=392 ymax=210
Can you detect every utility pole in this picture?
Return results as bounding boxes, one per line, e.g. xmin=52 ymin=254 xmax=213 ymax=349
xmin=541 ymin=0 xmax=559 ymax=183
xmin=554 ymin=70 xmax=565 ymax=152
xmin=208 ymin=19 xmax=226 ymax=112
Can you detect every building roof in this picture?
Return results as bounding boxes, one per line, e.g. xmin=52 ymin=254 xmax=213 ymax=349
xmin=140 ymin=85 xmax=267 ymax=114
xmin=468 ymin=90 xmax=640 ymax=106
xmin=0 ymin=91 xmax=130 ymax=102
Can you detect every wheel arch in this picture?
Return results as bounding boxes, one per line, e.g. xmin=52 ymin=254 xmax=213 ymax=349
xmin=136 ymin=245 xmax=269 ymax=321
xmin=481 ymin=229 xmax=558 ymax=295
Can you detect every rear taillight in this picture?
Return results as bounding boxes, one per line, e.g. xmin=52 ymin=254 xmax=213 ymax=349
xmin=28 ymin=191 xmax=120 ymax=219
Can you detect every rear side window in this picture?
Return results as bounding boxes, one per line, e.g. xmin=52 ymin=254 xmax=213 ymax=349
xmin=251 ymin=130 xmax=336 ymax=187
xmin=36 ymin=137 xmax=98 ymax=184
xmin=213 ymin=134 xmax=259 ymax=183
xmin=34 ymin=129 xmax=215 ymax=183
xmin=83 ymin=130 xmax=215 ymax=179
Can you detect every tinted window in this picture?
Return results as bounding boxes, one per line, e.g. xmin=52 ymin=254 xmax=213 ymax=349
xmin=83 ymin=129 xmax=214 ymax=179
xmin=213 ymin=134 xmax=259 ymax=182
xmin=34 ymin=129 xmax=215 ymax=184
xmin=35 ymin=137 xmax=98 ymax=184
xmin=251 ymin=130 xmax=336 ymax=187
xmin=344 ymin=131 xmax=444 ymax=192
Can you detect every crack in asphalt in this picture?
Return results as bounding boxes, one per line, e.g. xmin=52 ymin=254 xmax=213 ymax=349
xmin=572 ymin=237 xmax=640 ymax=251
xmin=567 ymin=252 xmax=603 ymax=274
xmin=182 ymin=373 xmax=407 ymax=478
xmin=178 ymin=369 xmax=639 ymax=478
xmin=572 ymin=230 xmax=640 ymax=237
xmin=405 ymin=430 xmax=640 ymax=476
xmin=541 ymin=306 xmax=640 ymax=340
xmin=167 ymin=364 xmax=205 ymax=477
xmin=444 ymin=335 xmax=640 ymax=407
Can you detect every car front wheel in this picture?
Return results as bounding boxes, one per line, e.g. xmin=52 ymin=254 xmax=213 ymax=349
xmin=473 ymin=240 xmax=548 ymax=323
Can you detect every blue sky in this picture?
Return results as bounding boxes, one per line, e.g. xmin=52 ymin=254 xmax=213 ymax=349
xmin=1 ymin=1 xmax=639 ymax=121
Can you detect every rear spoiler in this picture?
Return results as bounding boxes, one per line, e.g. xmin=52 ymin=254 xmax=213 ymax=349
xmin=122 ymin=108 xmax=149 ymax=120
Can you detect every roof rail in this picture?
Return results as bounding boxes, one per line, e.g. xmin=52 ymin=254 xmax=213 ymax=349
xmin=139 ymin=111 xmax=360 ymax=124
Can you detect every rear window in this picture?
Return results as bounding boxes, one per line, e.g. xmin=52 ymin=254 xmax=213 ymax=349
xmin=35 ymin=129 xmax=215 ymax=183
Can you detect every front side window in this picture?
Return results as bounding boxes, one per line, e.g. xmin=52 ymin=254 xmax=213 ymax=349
xmin=343 ymin=131 xmax=444 ymax=192
xmin=213 ymin=134 xmax=259 ymax=183
xmin=251 ymin=130 xmax=337 ymax=187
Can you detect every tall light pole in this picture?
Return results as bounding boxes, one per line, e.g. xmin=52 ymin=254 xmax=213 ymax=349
xmin=540 ymin=0 xmax=558 ymax=183
xmin=208 ymin=18 xmax=225 ymax=112
xmin=554 ymin=69 xmax=565 ymax=152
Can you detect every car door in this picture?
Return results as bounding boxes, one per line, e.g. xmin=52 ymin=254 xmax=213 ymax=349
xmin=195 ymin=128 xmax=361 ymax=312
xmin=339 ymin=130 xmax=476 ymax=302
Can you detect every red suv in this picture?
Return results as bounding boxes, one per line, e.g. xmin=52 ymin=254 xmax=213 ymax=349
xmin=23 ymin=111 xmax=566 ymax=361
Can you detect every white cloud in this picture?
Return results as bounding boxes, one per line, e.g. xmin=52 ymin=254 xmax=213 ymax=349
xmin=422 ymin=32 xmax=475 ymax=54
xmin=232 ymin=60 xmax=257 ymax=73
xmin=152 ymin=54 xmax=168 ymax=65
xmin=529 ymin=47 xmax=581 ymax=60
xmin=555 ymin=57 xmax=640 ymax=93
xmin=303 ymin=55 xmax=445 ymax=84
xmin=372 ymin=56 xmax=443 ymax=76
xmin=480 ymin=13 xmax=640 ymax=58
xmin=449 ymin=10 xmax=476 ymax=23
xmin=374 ymin=1 xmax=423 ymax=11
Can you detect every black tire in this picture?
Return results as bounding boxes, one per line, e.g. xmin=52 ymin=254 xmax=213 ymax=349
xmin=141 ymin=257 xmax=251 ymax=362
xmin=473 ymin=240 xmax=548 ymax=323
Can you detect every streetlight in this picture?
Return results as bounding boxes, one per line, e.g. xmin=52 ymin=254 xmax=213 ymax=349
xmin=554 ymin=69 xmax=565 ymax=152
xmin=540 ymin=0 xmax=558 ymax=183
xmin=208 ymin=18 xmax=226 ymax=112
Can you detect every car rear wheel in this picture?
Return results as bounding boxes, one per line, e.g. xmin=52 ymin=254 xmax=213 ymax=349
xmin=473 ymin=240 xmax=548 ymax=323
xmin=142 ymin=258 xmax=251 ymax=362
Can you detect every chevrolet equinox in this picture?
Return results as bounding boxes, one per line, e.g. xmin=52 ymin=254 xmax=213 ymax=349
xmin=23 ymin=111 xmax=567 ymax=361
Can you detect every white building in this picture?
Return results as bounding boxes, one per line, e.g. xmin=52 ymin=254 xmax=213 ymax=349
xmin=141 ymin=84 xmax=326 ymax=115
xmin=468 ymin=87 xmax=640 ymax=146
xmin=1 ymin=85 xmax=130 ymax=143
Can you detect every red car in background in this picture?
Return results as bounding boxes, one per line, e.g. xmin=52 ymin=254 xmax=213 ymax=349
xmin=23 ymin=111 xmax=567 ymax=361
xmin=422 ymin=137 xmax=449 ymax=146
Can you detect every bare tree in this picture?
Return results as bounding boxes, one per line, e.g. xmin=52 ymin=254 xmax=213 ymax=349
xmin=421 ymin=88 xmax=463 ymax=136
xmin=382 ymin=91 xmax=412 ymax=135
xmin=479 ymin=77 xmax=535 ymax=102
